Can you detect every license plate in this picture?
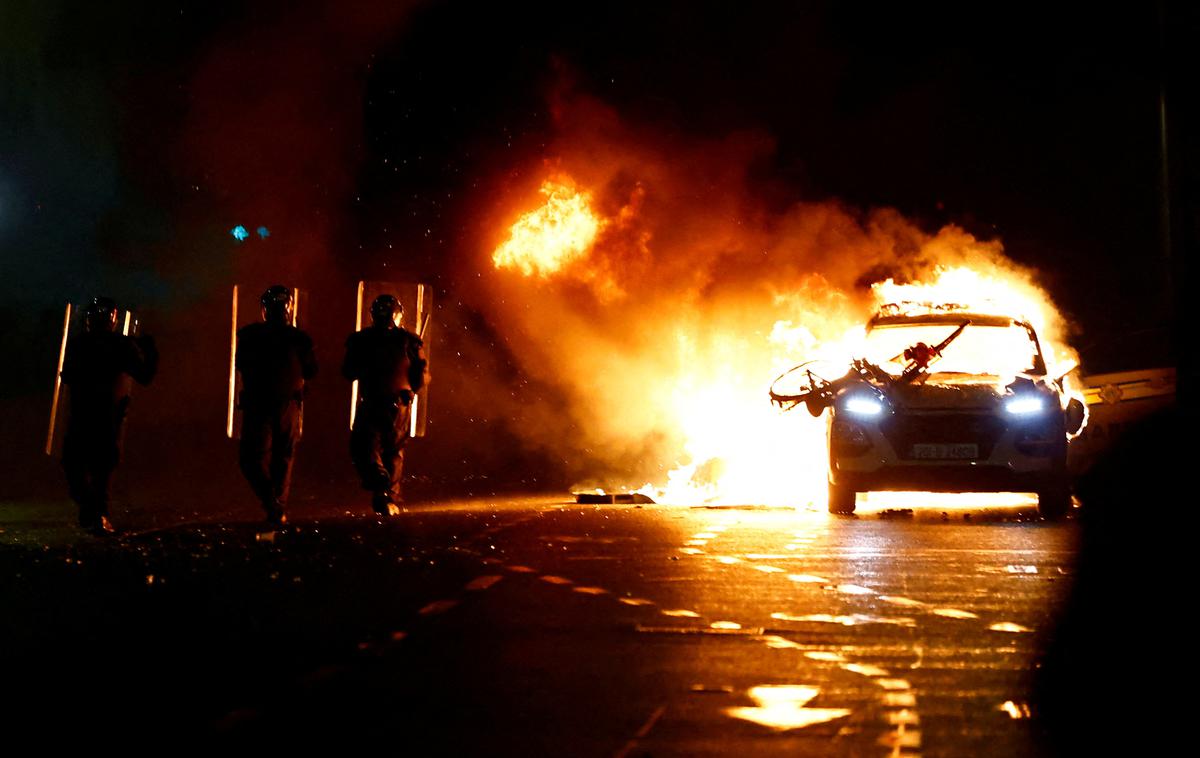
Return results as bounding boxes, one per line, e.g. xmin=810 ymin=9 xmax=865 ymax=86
xmin=911 ymin=443 xmax=978 ymax=460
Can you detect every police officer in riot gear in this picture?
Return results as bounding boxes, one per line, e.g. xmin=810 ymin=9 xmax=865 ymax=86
xmin=342 ymin=294 xmax=429 ymax=516
xmin=235 ymin=285 xmax=317 ymax=526
xmin=61 ymin=296 xmax=158 ymax=534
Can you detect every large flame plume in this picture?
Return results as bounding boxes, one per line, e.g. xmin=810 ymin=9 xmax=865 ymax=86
xmin=492 ymin=178 xmax=602 ymax=278
xmin=479 ymin=96 xmax=1081 ymax=506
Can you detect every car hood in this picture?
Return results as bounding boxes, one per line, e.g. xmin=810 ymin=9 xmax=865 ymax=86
xmin=887 ymin=381 xmax=1005 ymax=410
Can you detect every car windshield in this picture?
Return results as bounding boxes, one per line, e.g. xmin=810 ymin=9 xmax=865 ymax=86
xmin=862 ymin=322 xmax=1041 ymax=378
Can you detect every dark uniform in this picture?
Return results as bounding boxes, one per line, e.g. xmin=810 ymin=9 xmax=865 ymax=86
xmin=235 ymin=294 xmax=317 ymax=524
xmin=342 ymin=305 xmax=428 ymax=514
xmin=61 ymin=300 xmax=157 ymax=532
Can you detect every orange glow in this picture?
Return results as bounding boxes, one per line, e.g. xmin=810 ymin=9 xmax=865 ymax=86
xmin=492 ymin=178 xmax=602 ymax=277
xmin=487 ymin=168 xmax=1085 ymax=508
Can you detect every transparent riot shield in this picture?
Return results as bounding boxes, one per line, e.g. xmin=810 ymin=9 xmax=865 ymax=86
xmin=45 ymin=303 xmax=140 ymax=456
xmin=226 ymin=285 xmax=308 ymax=440
xmin=349 ymin=281 xmax=433 ymax=437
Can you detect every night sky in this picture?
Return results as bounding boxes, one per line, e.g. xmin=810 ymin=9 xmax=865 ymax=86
xmin=2 ymin=1 xmax=1195 ymax=498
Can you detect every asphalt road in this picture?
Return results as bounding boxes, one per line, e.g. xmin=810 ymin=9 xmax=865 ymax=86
xmin=0 ymin=495 xmax=1078 ymax=755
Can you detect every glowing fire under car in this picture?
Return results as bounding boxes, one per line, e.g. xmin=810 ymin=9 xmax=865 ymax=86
xmin=771 ymin=303 xmax=1087 ymax=518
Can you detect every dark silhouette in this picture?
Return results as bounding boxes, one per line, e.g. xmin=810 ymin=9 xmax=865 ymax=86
xmin=342 ymin=294 xmax=429 ymax=516
xmin=61 ymin=296 xmax=157 ymax=534
xmin=235 ymin=285 xmax=317 ymax=526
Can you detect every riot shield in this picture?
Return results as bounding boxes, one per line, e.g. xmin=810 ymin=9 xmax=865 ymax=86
xmin=349 ymin=281 xmax=433 ymax=437
xmin=226 ymin=285 xmax=308 ymax=440
xmin=45 ymin=302 xmax=140 ymax=456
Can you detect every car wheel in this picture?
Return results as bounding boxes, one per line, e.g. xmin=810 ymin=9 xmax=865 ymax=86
xmin=828 ymin=481 xmax=857 ymax=514
xmin=1037 ymin=484 xmax=1072 ymax=521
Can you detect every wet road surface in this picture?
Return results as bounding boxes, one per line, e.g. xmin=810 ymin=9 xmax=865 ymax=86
xmin=0 ymin=496 xmax=1076 ymax=754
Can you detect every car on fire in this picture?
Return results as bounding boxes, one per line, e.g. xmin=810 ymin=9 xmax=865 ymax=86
xmin=771 ymin=303 xmax=1086 ymax=519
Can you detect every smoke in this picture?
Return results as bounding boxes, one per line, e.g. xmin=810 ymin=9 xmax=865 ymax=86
xmin=178 ymin=2 xmax=420 ymax=286
xmin=468 ymin=91 xmax=1076 ymax=495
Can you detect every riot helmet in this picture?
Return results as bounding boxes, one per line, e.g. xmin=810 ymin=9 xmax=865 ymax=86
xmin=370 ymin=294 xmax=403 ymax=329
xmin=84 ymin=297 xmax=119 ymax=333
xmin=261 ymin=285 xmax=294 ymax=325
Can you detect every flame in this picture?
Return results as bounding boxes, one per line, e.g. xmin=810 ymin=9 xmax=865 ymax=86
xmin=492 ymin=178 xmax=602 ymax=277
xmin=488 ymin=171 xmax=1085 ymax=508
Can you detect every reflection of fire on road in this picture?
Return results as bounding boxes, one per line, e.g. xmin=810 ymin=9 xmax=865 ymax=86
xmin=487 ymin=145 xmax=1083 ymax=508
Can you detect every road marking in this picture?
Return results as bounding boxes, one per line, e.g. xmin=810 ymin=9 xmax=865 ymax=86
xmin=787 ymin=573 xmax=828 ymax=583
xmin=465 ymin=575 xmax=503 ymax=591
xmin=418 ymin=599 xmax=459 ymax=616
xmin=836 ymin=583 xmax=874 ymax=595
xmin=506 ymin=565 xmax=537 ymax=573
xmin=573 ymin=586 xmax=609 ymax=595
xmin=841 ymin=663 xmax=890 ymax=677
xmin=989 ymin=621 xmax=1033 ymax=633
xmin=725 ymin=685 xmax=851 ymax=730
xmin=679 ymin=547 xmax=705 ymax=555
xmin=881 ymin=691 xmax=917 ymax=707
xmin=540 ymin=575 xmax=573 ymax=585
xmin=637 ymin=625 xmax=763 ymax=636
xmin=661 ymin=609 xmax=700 ymax=618
xmin=804 ymin=651 xmax=847 ymax=662
xmin=875 ymin=678 xmax=911 ymax=691
xmin=932 ymin=608 xmax=979 ymax=620
xmin=877 ymin=725 xmax=922 ymax=750
xmin=715 ymin=556 xmax=741 ymax=564
xmin=754 ymin=565 xmax=785 ymax=574
xmin=885 ymin=709 xmax=920 ymax=726
xmin=618 ymin=597 xmax=654 ymax=606
xmin=710 ymin=620 xmax=741 ymax=630
xmin=879 ymin=595 xmax=924 ymax=607
xmin=771 ymin=612 xmax=915 ymax=627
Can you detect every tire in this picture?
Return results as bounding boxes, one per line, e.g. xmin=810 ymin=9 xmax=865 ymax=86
xmin=1037 ymin=484 xmax=1071 ymax=521
xmin=828 ymin=481 xmax=857 ymax=514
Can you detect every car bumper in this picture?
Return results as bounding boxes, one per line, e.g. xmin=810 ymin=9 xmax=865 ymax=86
xmin=829 ymin=411 xmax=1066 ymax=492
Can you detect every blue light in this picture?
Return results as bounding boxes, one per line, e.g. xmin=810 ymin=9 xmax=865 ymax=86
xmin=231 ymin=225 xmax=249 ymax=242
xmin=844 ymin=396 xmax=884 ymax=416
xmin=1005 ymin=396 xmax=1045 ymax=415
xmin=256 ymin=226 xmax=270 ymax=239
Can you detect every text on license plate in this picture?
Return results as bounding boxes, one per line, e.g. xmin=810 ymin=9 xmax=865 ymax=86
xmin=911 ymin=443 xmax=979 ymax=460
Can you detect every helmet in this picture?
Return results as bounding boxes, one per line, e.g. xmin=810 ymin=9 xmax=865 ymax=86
xmin=84 ymin=296 xmax=118 ymax=333
xmin=370 ymin=294 xmax=403 ymax=329
xmin=261 ymin=285 xmax=294 ymax=325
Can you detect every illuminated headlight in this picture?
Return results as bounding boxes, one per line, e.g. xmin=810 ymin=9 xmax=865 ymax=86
xmin=844 ymin=396 xmax=884 ymax=416
xmin=1005 ymin=396 xmax=1045 ymax=415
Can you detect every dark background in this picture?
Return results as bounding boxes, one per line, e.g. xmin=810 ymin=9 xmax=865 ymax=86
xmin=1 ymin=1 xmax=1195 ymax=508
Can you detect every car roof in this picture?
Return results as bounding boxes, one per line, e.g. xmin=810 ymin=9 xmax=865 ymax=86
xmin=867 ymin=312 xmax=1021 ymax=329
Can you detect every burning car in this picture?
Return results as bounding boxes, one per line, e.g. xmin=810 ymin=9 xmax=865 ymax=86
xmin=771 ymin=303 xmax=1086 ymax=519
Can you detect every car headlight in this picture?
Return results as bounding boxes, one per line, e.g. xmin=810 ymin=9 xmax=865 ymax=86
xmin=1004 ymin=395 xmax=1045 ymax=415
xmin=844 ymin=396 xmax=884 ymax=416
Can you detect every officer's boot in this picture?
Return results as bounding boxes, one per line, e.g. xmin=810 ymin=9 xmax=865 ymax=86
xmin=372 ymin=492 xmax=400 ymax=517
